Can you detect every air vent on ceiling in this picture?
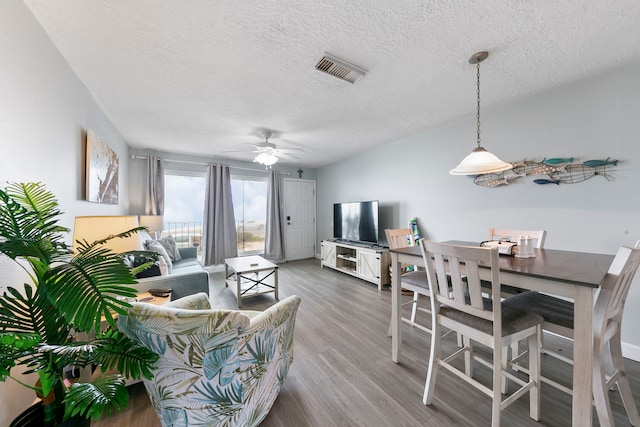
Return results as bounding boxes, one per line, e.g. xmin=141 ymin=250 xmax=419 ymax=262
xmin=315 ymin=53 xmax=367 ymax=84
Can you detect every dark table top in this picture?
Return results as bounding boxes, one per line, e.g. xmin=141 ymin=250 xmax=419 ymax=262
xmin=389 ymin=241 xmax=615 ymax=288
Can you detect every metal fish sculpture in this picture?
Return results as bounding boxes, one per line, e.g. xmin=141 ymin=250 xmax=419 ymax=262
xmin=483 ymin=178 xmax=510 ymax=187
xmin=544 ymin=157 xmax=574 ymax=165
xmin=503 ymin=170 xmax=527 ymax=181
xmin=583 ymin=159 xmax=618 ymax=167
xmin=473 ymin=170 xmax=526 ymax=187
xmin=528 ymin=164 xmax=566 ymax=175
xmin=533 ymin=179 xmax=560 ymax=185
xmin=548 ymin=164 xmax=616 ymax=184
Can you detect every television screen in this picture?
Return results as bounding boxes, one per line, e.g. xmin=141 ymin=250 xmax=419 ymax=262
xmin=333 ymin=200 xmax=379 ymax=244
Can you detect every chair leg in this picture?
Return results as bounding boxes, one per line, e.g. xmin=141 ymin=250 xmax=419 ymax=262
xmin=410 ymin=291 xmax=419 ymax=324
xmin=593 ymin=334 xmax=615 ymax=427
xmin=423 ymin=323 xmax=441 ymax=405
xmin=501 ymin=345 xmax=509 ymax=394
xmin=609 ymin=332 xmax=640 ymax=426
xmin=528 ymin=330 xmax=540 ymax=421
xmin=464 ymin=336 xmax=473 ymax=377
xmin=492 ymin=340 xmax=502 ymax=427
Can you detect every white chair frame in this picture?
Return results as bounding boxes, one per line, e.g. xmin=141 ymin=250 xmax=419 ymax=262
xmin=385 ymin=228 xmax=431 ymax=335
xmin=420 ymin=240 xmax=541 ymax=427
xmin=510 ymin=244 xmax=640 ymax=427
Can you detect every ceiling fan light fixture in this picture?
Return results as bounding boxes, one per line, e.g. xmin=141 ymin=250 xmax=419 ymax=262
xmin=254 ymin=152 xmax=278 ymax=166
xmin=450 ymin=51 xmax=512 ymax=176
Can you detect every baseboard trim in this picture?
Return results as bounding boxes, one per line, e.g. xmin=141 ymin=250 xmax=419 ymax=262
xmin=622 ymin=342 xmax=640 ymax=362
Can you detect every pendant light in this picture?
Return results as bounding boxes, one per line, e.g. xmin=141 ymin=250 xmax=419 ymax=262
xmin=449 ymin=51 xmax=512 ymax=176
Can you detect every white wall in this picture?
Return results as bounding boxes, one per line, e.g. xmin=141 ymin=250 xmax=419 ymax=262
xmin=0 ymin=1 xmax=130 ymax=424
xmin=317 ymin=59 xmax=640 ymax=356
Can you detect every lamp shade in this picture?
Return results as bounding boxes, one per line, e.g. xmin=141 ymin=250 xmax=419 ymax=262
xmin=253 ymin=152 xmax=278 ymax=166
xmin=139 ymin=215 xmax=164 ymax=232
xmin=72 ymin=215 xmax=142 ymax=254
xmin=449 ymin=146 xmax=513 ymax=175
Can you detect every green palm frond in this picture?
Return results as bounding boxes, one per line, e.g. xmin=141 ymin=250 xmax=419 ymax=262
xmin=0 ymin=284 xmax=69 ymax=346
xmin=40 ymin=329 xmax=158 ymax=380
xmin=42 ymin=246 xmax=139 ymax=333
xmin=0 ymin=332 xmax=41 ymax=378
xmin=63 ymin=374 xmax=128 ymax=420
xmin=0 ymin=182 xmax=159 ymax=426
xmin=91 ymin=329 xmax=159 ymax=380
xmin=0 ymin=182 xmax=69 ymax=264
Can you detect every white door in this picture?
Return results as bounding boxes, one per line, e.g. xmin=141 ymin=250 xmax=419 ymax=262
xmin=284 ymin=179 xmax=316 ymax=261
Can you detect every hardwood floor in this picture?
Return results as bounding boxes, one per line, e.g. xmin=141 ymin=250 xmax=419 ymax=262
xmin=93 ymin=258 xmax=640 ymax=426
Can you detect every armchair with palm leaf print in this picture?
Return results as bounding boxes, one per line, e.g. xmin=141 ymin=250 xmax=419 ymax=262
xmin=117 ymin=292 xmax=301 ymax=427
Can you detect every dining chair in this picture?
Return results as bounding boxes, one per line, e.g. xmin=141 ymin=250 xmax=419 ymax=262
xmin=488 ymin=228 xmax=546 ymax=249
xmin=487 ymin=228 xmax=546 ymax=392
xmin=420 ymin=240 xmax=542 ymax=427
xmin=505 ymin=244 xmax=640 ymax=427
xmin=385 ymin=228 xmax=431 ymax=336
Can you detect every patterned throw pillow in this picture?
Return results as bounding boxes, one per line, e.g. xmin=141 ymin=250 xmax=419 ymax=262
xmin=154 ymin=235 xmax=182 ymax=262
xmin=146 ymin=240 xmax=173 ymax=272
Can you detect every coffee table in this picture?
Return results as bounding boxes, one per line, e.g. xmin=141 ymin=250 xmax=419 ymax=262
xmin=224 ymin=255 xmax=278 ymax=307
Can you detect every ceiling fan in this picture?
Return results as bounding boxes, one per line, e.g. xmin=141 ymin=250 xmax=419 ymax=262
xmin=226 ymin=130 xmax=304 ymax=166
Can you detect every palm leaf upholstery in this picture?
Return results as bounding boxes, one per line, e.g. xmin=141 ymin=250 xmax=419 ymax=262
xmin=118 ymin=293 xmax=301 ymax=427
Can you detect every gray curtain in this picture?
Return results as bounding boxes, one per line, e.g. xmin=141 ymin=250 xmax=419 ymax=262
xmin=202 ymin=163 xmax=237 ymax=265
xmin=145 ymin=156 xmax=164 ymax=215
xmin=264 ymin=170 xmax=285 ymax=262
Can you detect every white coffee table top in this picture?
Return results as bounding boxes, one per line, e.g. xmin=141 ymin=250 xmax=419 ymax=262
xmin=225 ymin=255 xmax=277 ymax=273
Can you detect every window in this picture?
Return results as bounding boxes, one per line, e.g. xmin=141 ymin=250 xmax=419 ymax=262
xmin=163 ymin=173 xmax=206 ymax=255
xmin=231 ymin=177 xmax=267 ymax=255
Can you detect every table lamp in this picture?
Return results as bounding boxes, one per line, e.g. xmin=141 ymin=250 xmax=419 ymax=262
xmin=139 ymin=215 xmax=165 ymax=239
xmin=72 ymin=215 xmax=142 ymax=254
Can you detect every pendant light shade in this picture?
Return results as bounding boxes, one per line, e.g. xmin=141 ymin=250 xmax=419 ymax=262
xmin=449 ymin=147 xmax=513 ymax=175
xmin=450 ymin=51 xmax=512 ymax=176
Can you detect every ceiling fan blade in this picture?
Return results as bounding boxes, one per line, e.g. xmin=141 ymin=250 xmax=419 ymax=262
xmin=222 ymin=149 xmax=254 ymax=153
xmin=274 ymin=151 xmax=300 ymax=160
xmin=275 ymin=147 xmax=304 ymax=153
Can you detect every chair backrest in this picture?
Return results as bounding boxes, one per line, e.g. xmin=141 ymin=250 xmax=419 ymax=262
xmin=385 ymin=228 xmax=416 ymax=249
xmin=489 ymin=228 xmax=546 ymax=249
xmin=118 ymin=293 xmax=301 ymax=427
xmin=420 ymin=240 xmax=501 ymax=331
xmin=594 ymin=245 xmax=640 ymax=334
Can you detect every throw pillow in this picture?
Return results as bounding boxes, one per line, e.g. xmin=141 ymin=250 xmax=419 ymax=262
xmin=154 ymin=236 xmax=182 ymax=262
xmin=146 ymin=240 xmax=173 ymax=273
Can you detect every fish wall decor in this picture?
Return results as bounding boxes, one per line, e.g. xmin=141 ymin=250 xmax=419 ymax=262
xmin=472 ymin=157 xmax=618 ymax=187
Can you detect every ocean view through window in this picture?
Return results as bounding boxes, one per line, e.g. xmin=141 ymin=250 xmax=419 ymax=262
xmin=163 ymin=173 xmax=205 ymax=256
xmin=231 ymin=177 xmax=267 ymax=255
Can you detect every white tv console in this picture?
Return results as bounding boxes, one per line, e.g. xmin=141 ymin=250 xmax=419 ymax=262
xmin=321 ymin=240 xmax=390 ymax=290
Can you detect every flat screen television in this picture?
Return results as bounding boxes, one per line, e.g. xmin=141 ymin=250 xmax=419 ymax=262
xmin=333 ymin=200 xmax=379 ymax=244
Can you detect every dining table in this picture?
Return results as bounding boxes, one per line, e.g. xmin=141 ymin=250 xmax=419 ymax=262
xmin=389 ymin=241 xmax=615 ymax=427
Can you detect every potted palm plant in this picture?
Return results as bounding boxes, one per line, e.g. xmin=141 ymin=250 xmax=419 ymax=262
xmin=0 ymin=182 xmax=159 ymax=426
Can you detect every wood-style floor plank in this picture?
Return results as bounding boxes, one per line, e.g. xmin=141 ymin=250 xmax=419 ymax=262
xmin=93 ymin=258 xmax=640 ymax=426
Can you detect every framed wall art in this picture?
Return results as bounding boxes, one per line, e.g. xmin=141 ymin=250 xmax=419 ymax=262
xmin=85 ymin=129 xmax=119 ymax=204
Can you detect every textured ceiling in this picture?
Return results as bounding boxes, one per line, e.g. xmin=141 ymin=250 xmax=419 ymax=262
xmin=23 ymin=0 xmax=640 ymax=168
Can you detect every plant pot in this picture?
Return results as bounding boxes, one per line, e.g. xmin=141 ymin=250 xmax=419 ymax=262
xmin=10 ymin=401 xmax=90 ymax=427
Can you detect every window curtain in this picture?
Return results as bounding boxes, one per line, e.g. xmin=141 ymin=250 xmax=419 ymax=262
xmin=264 ymin=170 xmax=285 ymax=262
xmin=202 ymin=163 xmax=237 ymax=265
xmin=145 ymin=156 xmax=165 ymax=215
